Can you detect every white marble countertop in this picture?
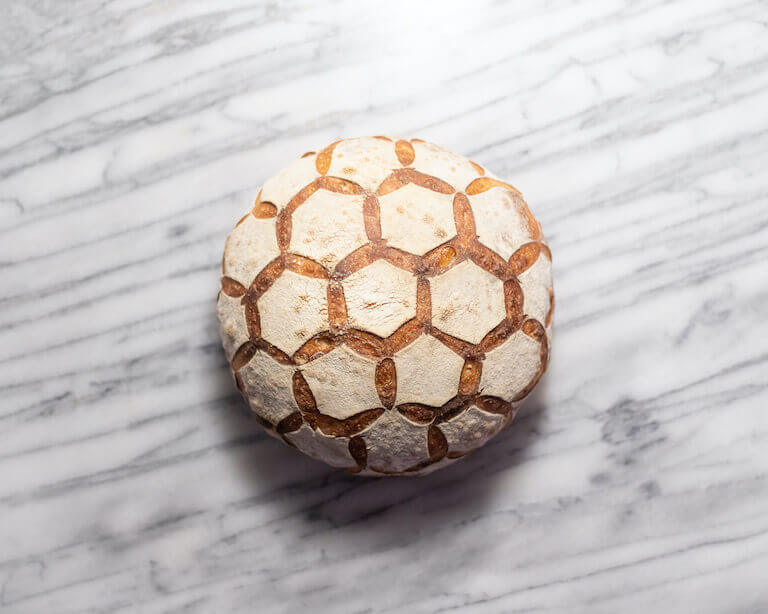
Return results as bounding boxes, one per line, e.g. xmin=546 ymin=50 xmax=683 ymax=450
xmin=1 ymin=1 xmax=767 ymax=612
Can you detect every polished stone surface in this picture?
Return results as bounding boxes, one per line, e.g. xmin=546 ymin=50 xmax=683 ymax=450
xmin=1 ymin=1 xmax=767 ymax=612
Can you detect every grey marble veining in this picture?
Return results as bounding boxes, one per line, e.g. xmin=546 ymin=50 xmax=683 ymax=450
xmin=1 ymin=0 xmax=767 ymax=612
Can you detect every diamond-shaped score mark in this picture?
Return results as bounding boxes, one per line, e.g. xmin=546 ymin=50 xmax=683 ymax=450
xmin=430 ymin=260 xmax=507 ymax=345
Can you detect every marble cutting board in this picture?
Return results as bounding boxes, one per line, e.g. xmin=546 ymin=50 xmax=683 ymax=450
xmin=0 ymin=1 xmax=767 ymax=612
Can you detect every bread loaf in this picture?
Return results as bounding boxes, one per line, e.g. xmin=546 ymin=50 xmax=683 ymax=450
xmin=218 ymin=137 xmax=553 ymax=475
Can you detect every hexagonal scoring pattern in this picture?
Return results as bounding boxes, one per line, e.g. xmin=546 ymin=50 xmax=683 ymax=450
xmin=299 ymin=345 xmax=380 ymax=420
xmin=393 ymin=334 xmax=464 ymax=407
xmin=218 ymin=136 xmax=553 ymax=476
xmin=343 ymin=259 xmax=417 ymax=337
xmin=378 ymin=182 xmax=456 ymax=255
xmin=258 ymin=269 xmax=328 ymax=356
xmin=289 ymin=188 xmax=368 ymax=269
xmin=430 ymin=260 xmax=507 ymax=344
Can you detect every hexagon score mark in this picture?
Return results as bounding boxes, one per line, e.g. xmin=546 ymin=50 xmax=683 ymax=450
xmin=220 ymin=137 xmax=553 ymax=475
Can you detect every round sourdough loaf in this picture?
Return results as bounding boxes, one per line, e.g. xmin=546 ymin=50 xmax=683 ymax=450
xmin=217 ymin=136 xmax=553 ymax=476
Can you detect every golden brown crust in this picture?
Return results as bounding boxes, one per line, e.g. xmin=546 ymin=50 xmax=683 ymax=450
xmin=465 ymin=176 xmax=521 ymax=197
xmin=244 ymin=300 xmax=261 ymax=338
xmin=503 ymin=278 xmax=525 ymax=329
xmin=344 ymin=328 xmax=386 ymax=359
xmin=398 ymin=404 xmax=436 ymax=424
xmin=478 ymin=320 xmax=514 ymax=353
xmin=415 ymin=277 xmax=431 ymax=324
xmin=252 ymin=201 xmax=278 ymax=218
xmin=375 ymin=358 xmax=397 ymax=409
xmin=293 ymin=334 xmax=338 ymax=365
xmin=469 ymin=160 xmax=485 ymax=175
xmin=395 ymin=139 xmax=415 ymax=166
xmin=306 ymin=407 xmax=384 ymax=437
xmin=509 ymin=242 xmax=542 ymax=275
xmin=250 ymin=258 xmax=285 ymax=296
xmin=326 ymin=279 xmax=348 ymax=333
xmin=221 ymin=276 xmax=246 ymax=297
xmin=348 ymin=435 xmax=367 ymax=469
xmin=427 ymin=426 xmax=449 ymax=461
xmin=315 ymin=140 xmax=340 ymax=174
xmin=292 ymin=371 xmax=317 ymax=412
xmin=231 ymin=341 xmax=258 ymax=371
xmin=283 ymin=253 xmax=328 ymax=279
xmin=377 ymin=168 xmax=454 ymax=196
xmin=459 ymin=359 xmax=482 ymax=395
xmin=277 ymin=411 xmax=304 ymax=434
xmin=362 ymin=195 xmax=382 ymax=241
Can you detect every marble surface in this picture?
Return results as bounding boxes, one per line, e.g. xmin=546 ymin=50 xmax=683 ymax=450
xmin=1 ymin=1 xmax=767 ymax=612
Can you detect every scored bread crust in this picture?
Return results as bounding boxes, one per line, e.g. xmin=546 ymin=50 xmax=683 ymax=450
xmin=218 ymin=136 xmax=553 ymax=476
